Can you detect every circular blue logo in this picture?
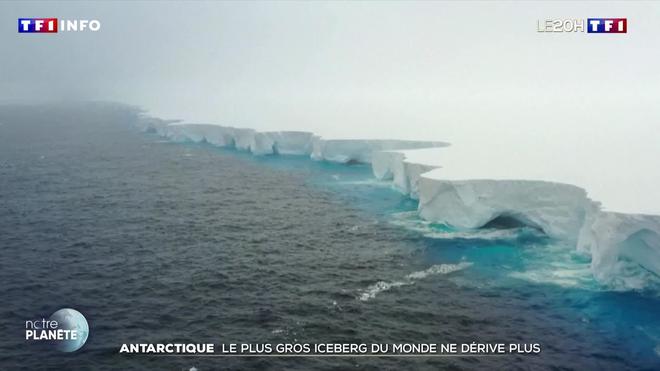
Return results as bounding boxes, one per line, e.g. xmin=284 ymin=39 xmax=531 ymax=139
xmin=49 ymin=308 xmax=89 ymax=352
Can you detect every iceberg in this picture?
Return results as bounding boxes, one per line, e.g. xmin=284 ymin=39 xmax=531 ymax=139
xmin=146 ymin=119 xmax=448 ymax=162
xmin=154 ymin=123 xmax=311 ymax=156
xmin=136 ymin=114 xmax=660 ymax=291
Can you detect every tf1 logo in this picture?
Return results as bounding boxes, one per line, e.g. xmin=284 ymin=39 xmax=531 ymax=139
xmin=537 ymin=18 xmax=627 ymax=33
xmin=18 ymin=18 xmax=101 ymax=33
xmin=587 ymin=18 xmax=627 ymax=33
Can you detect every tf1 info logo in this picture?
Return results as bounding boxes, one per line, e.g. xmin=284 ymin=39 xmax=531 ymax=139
xmin=538 ymin=18 xmax=627 ymax=33
xmin=18 ymin=18 xmax=101 ymax=33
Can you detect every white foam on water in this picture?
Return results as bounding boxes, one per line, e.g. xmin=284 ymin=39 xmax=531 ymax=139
xmin=358 ymin=262 xmax=472 ymax=302
xmin=508 ymin=243 xmax=597 ymax=289
xmin=405 ymin=263 xmax=472 ymax=279
xmin=508 ymin=265 xmax=594 ymax=288
xmin=358 ymin=280 xmax=408 ymax=302
xmin=425 ymin=228 xmax=526 ymax=241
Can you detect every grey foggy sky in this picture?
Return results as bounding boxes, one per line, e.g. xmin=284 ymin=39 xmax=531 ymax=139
xmin=1 ymin=1 xmax=659 ymax=213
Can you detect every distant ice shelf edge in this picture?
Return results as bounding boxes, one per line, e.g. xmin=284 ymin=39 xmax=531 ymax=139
xmin=138 ymin=116 xmax=660 ymax=292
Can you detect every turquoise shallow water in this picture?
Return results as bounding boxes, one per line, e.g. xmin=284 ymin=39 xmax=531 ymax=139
xmin=0 ymin=103 xmax=658 ymax=370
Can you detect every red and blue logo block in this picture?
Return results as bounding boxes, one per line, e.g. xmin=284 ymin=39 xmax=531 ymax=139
xmin=18 ymin=18 xmax=58 ymax=33
xmin=587 ymin=18 xmax=627 ymax=33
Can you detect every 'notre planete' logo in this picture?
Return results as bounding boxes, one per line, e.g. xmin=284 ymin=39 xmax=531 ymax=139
xmin=25 ymin=308 xmax=89 ymax=352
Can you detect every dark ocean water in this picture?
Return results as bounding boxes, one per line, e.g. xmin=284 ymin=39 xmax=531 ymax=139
xmin=0 ymin=103 xmax=658 ymax=370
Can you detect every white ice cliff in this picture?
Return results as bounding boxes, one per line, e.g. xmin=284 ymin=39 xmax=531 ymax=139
xmin=578 ymin=211 xmax=660 ymax=289
xmin=417 ymin=177 xmax=592 ymax=242
xmin=138 ymin=116 xmax=660 ymax=291
xmin=146 ymin=121 xmax=449 ymax=162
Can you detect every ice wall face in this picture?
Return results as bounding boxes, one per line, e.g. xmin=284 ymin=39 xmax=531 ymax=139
xmin=266 ymin=131 xmax=315 ymax=155
xmin=417 ymin=178 xmax=592 ymax=241
xmin=578 ymin=211 xmax=660 ymax=289
xmin=233 ymin=128 xmax=258 ymax=151
xmin=404 ymin=162 xmax=439 ymax=200
xmin=372 ymin=151 xmax=439 ymax=199
xmin=250 ymin=131 xmax=316 ymax=155
xmin=372 ymin=151 xmax=404 ymax=180
xmin=204 ymin=125 xmax=238 ymax=147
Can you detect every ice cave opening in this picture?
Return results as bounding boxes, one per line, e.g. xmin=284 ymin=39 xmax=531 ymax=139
xmin=480 ymin=213 xmax=545 ymax=234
